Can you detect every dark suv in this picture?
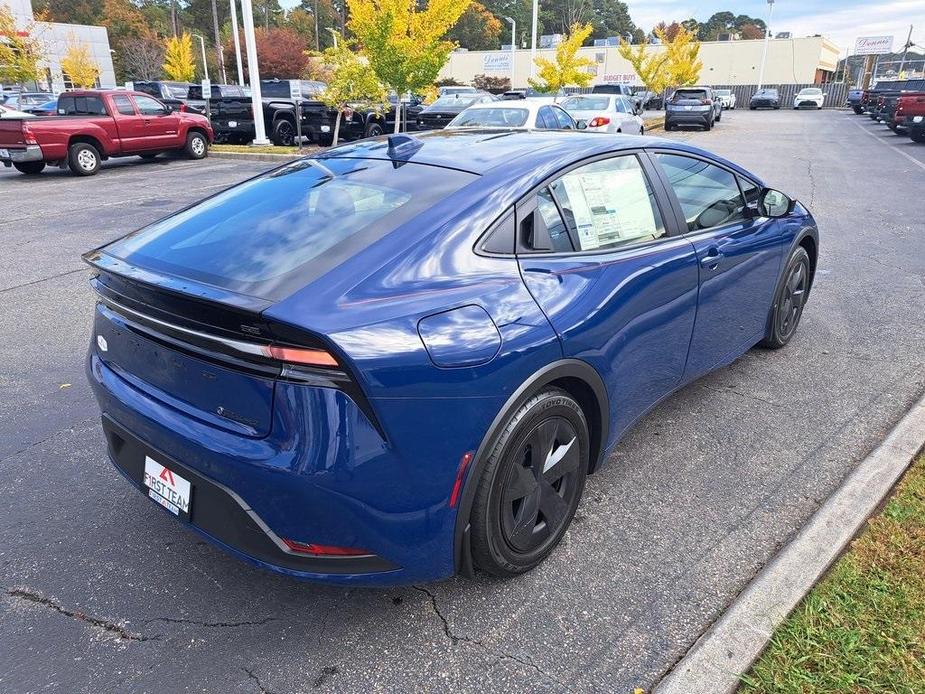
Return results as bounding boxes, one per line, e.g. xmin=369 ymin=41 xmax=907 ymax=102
xmin=665 ymin=87 xmax=721 ymax=131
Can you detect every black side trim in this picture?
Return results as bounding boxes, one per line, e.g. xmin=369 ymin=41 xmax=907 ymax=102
xmin=102 ymin=415 xmax=398 ymax=575
xmin=452 ymin=359 xmax=609 ymax=575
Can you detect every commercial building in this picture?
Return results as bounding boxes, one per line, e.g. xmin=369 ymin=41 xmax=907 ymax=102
xmin=440 ymin=35 xmax=841 ymax=88
xmin=2 ymin=0 xmax=116 ymax=93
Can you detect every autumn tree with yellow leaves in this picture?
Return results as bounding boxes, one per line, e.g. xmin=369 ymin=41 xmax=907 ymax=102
xmin=60 ymin=37 xmax=100 ymax=88
xmin=618 ymin=36 xmax=669 ymax=96
xmin=0 ymin=6 xmax=45 ymax=85
xmin=163 ymin=33 xmax=195 ymax=82
xmin=528 ymin=23 xmax=595 ymax=94
xmin=655 ymin=24 xmax=702 ymax=88
xmin=319 ymin=34 xmax=390 ymax=145
xmin=347 ymin=0 xmax=472 ymax=132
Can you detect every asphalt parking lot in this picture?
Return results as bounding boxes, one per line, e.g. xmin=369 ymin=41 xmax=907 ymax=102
xmin=1 ymin=109 xmax=924 ymax=693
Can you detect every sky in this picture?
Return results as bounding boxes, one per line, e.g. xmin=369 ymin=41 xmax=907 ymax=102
xmin=623 ymin=0 xmax=925 ymax=56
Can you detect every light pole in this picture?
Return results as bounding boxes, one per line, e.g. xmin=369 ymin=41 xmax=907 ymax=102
xmin=530 ymin=0 xmax=538 ymax=78
xmin=314 ymin=0 xmax=320 ymax=52
xmin=192 ymin=33 xmax=209 ymax=82
xmin=229 ymin=0 xmax=244 ymax=86
xmin=503 ymin=16 xmax=516 ymax=89
xmin=756 ymin=0 xmax=774 ymax=90
xmin=240 ymin=0 xmax=271 ymax=144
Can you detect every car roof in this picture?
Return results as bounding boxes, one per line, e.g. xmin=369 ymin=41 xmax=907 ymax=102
xmin=317 ymin=129 xmax=753 ymax=180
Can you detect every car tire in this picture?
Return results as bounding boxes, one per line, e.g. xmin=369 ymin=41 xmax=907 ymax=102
xmin=13 ymin=161 xmax=45 ymax=175
xmin=704 ymin=118 xmax=712 ymax=131
xmin=470 ymin=387 xmax=589 ymax=577
xmin=760 ymin=247 xmax=811 ymax=349
xmin=363 ymin=121 xmax=384 ymax=138
xmin=910 ymin=131 xmax=925 ymax=143
xmin=716 ymin=111 xmax=722 ymax=122
xmin=853 ymin=106 xmax=863 ymax=115
xmin=271 ymin=118 xmax=296 ymax=146
xmin=184 ymin=131 xmax=208 ymax=159
xmin=67 ymin=142 xmax=101 ymax=176
xmin=749 ymin=106 xmax=756 ymax=110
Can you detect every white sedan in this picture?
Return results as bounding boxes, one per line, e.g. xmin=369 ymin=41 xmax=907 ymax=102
xmin=446 ymin=100 xmax=579 ymax=130
xmin=793 ymin=87 xmax=826 ymax=109
xmin=559 ymin=94 xmax=646 ymax=135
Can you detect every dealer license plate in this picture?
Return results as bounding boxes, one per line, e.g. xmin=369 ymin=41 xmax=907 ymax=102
xmin=143 ymin=456 xmax=192 ymax=518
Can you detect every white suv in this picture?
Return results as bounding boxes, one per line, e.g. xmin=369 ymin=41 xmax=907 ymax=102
xmin=714 ymin=89 xmax=737 ymax=109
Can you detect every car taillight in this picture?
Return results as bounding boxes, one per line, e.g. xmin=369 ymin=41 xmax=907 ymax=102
xmin=700 ymin=98 xmax=711 ymax=105
xmin=264 ymin=345 xmax=339 ymax=367
xmin=588 ymin=116 xmax=610 ymax=127
xmin=22 ymin=123 xmax=37 ymax=145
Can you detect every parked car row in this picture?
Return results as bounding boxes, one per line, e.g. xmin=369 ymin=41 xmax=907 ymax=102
xmin=850 ymin=78 xmax=925 ymax=143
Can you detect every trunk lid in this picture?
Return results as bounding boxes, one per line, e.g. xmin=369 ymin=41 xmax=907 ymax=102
xmin=0 ymin=119 xmax=28 ymax=147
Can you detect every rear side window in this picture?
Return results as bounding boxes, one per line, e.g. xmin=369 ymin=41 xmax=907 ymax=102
xmin=102 ymin=158 xmax=477 ymax=300
xmin=112 ymin=95 xmax=135 ymax=115
xmin=57 ymin=95 xmax=106 ymax=115
xmin=656 ymin=154 xmax=748 ymax=231
xmin=522 ymin=155 xmax=666 ymax=253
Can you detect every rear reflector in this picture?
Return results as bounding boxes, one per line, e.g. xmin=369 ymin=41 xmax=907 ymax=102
xmin=265 ymin=345 xmax=338 ymax=367
xmin=449 ymin=451 xmax=474 ymax=508
xmin=282 ymin=539 xmax=370 ymax=556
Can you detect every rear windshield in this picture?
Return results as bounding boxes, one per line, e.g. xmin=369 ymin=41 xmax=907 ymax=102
xmin=561 ymin=96 xmax=611 ymax=111
xmin=260 ymin=81 xmax=293 ymax=97
xmin=164 ymin=83 xmax=190 ymax=98
xmin=714 ymin=90 xmax=731 ymax=96
xmin=102 ymin=158 xmax=477 ymax=300
xmin=450 ymin=107 xmax=528 ymax=127
xmin=57 ymin=95 xmax=106 ymax=115
xmin=673 ymin=89 xmax=707 ymax=100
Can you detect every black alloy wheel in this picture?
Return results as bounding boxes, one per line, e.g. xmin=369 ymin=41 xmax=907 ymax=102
xmin=272 ymin=119 xmax=295 ymax=146
xmin=364 ymin=121 xmax=384 ymax=138
xmin=761 ymin=247 xmax=811 ymax=349
xmin=470 ymin=387 xmax=589 ymax=576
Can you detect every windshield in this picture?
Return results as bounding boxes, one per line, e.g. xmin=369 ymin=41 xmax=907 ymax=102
xmin=560 ymin=96 xmax=611 ymax=111
xmin=755 ymin=90 xmax=778 ymax=96
xmin=714 ymin=90 xmax=731 ymax=96
xmin=101 ymin=158 xmax=477 ymax=300
xmin=799 ymin=88 xmax=822 ymax=95
xmin=449 ymin=107 xmax=529 ymax=127
xmin=165 ymin=83 xmax=190 ymax=99
xmin=20 ymin=94 xmax=52 ymax=106
xmin=429 ymin=95 xmax=481 ymax=109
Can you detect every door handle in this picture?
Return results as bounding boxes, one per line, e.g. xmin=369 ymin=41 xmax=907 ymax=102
xmin=700 ymin=247 xmax=723 ymax=270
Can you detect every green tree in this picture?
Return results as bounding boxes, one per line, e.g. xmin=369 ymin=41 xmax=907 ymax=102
xmin=588 ymin=0 xmax=638 ymax=42
xmin=319 ymin=35 xmax=389 ymax=144
xmin=348 ymin=0 xmax=472 ymax=132
xmin=528 ymin=22 xmax=594 ymax=93
xmin=446 ymin=2 xmax=503 ymax=50
xmin=0 ymin=7 xmax=45 ymax=85
xmin=163 ymin=33 xmax=196 ymax=81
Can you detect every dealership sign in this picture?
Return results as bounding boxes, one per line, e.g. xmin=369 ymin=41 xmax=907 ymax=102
xmin=482 ymin=53 xmax=512 ymax=73
xmin=854 ymin=36 xmax=893 ymax=55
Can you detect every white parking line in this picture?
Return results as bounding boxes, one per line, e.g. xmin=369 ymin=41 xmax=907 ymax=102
xmin=849 ymin=119 xmax=925 ymax=172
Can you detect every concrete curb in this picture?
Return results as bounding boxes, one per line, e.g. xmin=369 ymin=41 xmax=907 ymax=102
xmin=654 ymin=391 xmax=925 ymax=694
xmin=209 ymin=150 xmax=304 ymax=163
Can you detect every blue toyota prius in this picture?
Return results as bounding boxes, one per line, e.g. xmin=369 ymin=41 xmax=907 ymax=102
xmin=84 ymin=130 xmax=818 ymax=585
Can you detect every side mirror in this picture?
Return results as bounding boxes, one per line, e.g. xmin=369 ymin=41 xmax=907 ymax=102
xmin=760 ymin=188 xmax=794 ymax=218
xmin=576 ymin=119 xmax=588 ymax=130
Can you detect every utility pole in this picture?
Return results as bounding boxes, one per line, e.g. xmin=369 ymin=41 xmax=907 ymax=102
xmin=756 ymin=0 xmax=774 ymax=90
xmin=240 ymin=0 xmax=271 ymax=144
xmin=193 ymin=33 xmax=209 ymax=81
xmin=504 ymin=16 xmax=516 ymax=89
xmin=898 ymin=24 xmax=914 ymax=74
xmin=230 ymin=0 xmax=245 ymax=85
xmin=211 ymin=0 xmax=227 ymax=84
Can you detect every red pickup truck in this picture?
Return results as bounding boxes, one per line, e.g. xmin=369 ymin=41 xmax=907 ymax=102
xmin=0 ymin=89 xmax=213 ymax=176
xmin=896 ymin=93 xmax=925 ymax=143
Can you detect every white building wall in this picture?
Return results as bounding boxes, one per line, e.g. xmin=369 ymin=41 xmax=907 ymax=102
xmin=441 ymin=36 xmax=842 ymax=88
xmin=1 ymin=0 xmax=117 ymax=92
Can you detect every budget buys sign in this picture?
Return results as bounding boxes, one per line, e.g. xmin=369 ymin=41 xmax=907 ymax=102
xmin=854 ymin=36 xmax=894 ymax=55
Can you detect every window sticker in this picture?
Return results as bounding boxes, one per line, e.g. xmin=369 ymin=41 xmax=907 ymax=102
xmin=560 ymin=166 xmax=658 ymax=250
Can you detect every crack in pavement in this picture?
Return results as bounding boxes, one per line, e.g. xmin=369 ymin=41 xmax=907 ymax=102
xmin=411 ymin=586 xmax=574 ymax=692
xmin=0 ymin=415 xmax=96 ymax=465
xmin=145 ymin=615 xmax=278 ymax=628
xmin=4 ymin=587 xmax=156 ymax=642
xmin=242 ymin=666 xmax=279 ymax=694
xmin=0 ymin=267 xmax=87 ymax=295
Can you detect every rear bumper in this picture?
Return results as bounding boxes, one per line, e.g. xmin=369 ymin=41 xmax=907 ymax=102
xmin=0 ymin=144 xmax=43 ymax=164
xmin=666 ymin=110 xmax=711 ymax=125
